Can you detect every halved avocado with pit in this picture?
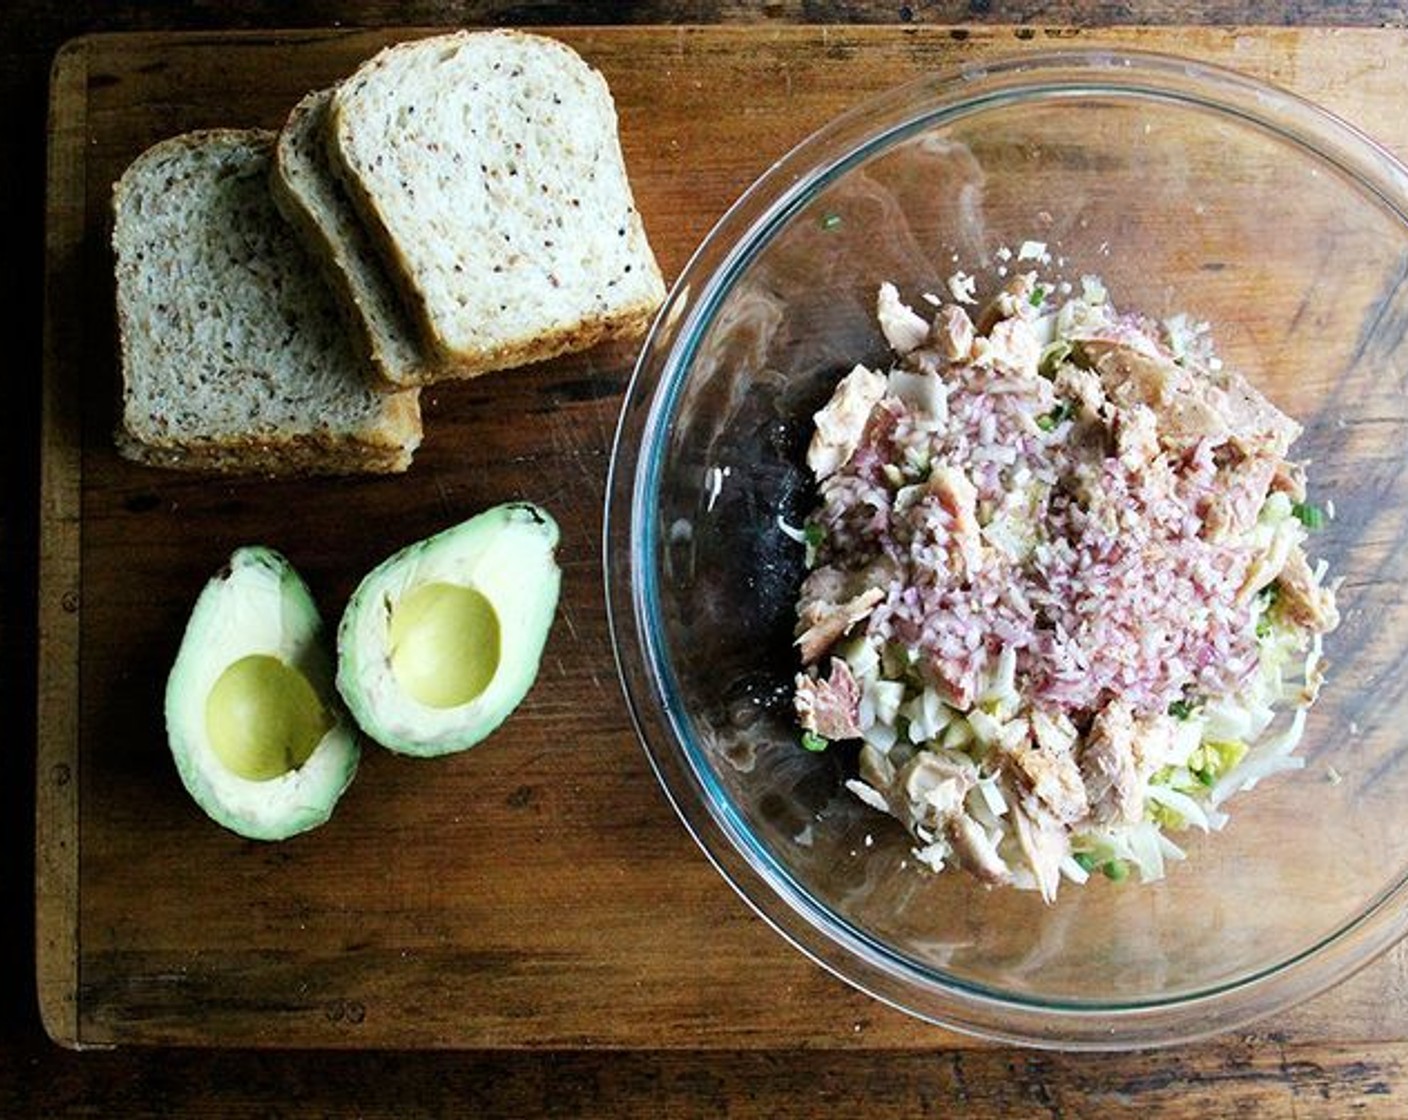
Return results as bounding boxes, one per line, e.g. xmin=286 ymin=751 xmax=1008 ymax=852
xmin=165 ymin=547 xmax=360 ymax=840
xmin=336 ymin=502 xmax=561 ymax=756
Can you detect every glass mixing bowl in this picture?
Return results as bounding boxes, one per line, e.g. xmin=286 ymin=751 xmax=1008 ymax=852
xmin=605 ymin=49 xmax=1408 ymax=1048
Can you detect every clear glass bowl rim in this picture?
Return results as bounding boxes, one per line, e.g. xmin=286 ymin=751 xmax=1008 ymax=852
xmin=604 ymin=47 xmax=1408 ymax=1050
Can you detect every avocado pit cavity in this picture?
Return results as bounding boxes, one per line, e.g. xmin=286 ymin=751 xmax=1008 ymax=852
xmin=388 ymin=582 xmax=501 ymax=709
xmin=206 ymin=654 xmax=333 ymax=780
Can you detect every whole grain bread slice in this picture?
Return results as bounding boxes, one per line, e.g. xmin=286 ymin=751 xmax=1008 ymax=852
xmin=112 ymin=129 xmax=422 ymax=475
xmin=327 ymin=30 xmax=667 ymax=381
xmin=272 ymin=87 xmax=440 ymax=390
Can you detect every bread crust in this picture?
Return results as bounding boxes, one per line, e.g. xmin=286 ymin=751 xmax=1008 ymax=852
xmin=114 ymin=428 xmax=416 ymax=476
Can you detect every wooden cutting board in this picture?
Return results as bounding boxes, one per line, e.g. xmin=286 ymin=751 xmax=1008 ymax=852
xmin=38 ymin=24 xmax=1408 ymax=1050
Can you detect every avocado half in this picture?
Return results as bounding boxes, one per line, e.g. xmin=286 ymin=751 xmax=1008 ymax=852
xmin=336 ymin=502 xmax=561 ymax=756
xmin=165 ymin=547 xmax=360 ymax=841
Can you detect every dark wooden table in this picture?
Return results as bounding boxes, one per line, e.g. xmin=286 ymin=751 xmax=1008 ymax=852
xmin=9 ymin=2 xmax=1408 ymax=1116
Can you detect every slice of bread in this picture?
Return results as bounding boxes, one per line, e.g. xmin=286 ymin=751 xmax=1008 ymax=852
xmin=327 ymin=30 xmax=667 ymax=381
xmin=112 ymin=129 xmax=423 ymax=475
xmin=272 ymin=88 xmax=439 ymax=390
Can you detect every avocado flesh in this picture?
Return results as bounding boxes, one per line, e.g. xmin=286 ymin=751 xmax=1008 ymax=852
xmin=166 ymin=547 xmax=360 ymax=840
xmin=337 ymin=503 xmax=560 ymax=756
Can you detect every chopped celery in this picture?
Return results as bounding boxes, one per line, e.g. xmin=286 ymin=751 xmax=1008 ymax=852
xmin=1103 ymin=859 xmax=1129 ymax=882
xmin=801 ymin=730 xmax=829 ymax=753
xmin=1147 ymin=801 xmax=1184 ymax=829
xmin=1201 ymin=739 xmax=1248 ymax=778
xmin=1259 ymin=491 xmax=1293 ymax=525
xmin=902 ymin=444 xmax=931 ymax=480
xmin=1292 ymin=501 xmax=1325 ymax=530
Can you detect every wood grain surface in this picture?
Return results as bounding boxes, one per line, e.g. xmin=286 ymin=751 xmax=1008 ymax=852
xmin=9 ymin=3 xmax=1408 ymax=1117
xmin=38 ymin=22 xmax=1408 ymax=1057
xmin=2 ymin=1035 xmax=1406 ymax=1117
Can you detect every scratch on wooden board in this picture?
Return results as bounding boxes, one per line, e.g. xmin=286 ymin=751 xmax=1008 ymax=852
xmin=1275 ymin=1036 xmax=1303 ymax=1119
xmin=434 ymin=475 xmax=455 ymax=522
xmin=592 ymin=387 xmax=616 ymax=456
xmin=552 ymin=597 xmax=608 ymax=697
xmin=546 ymin=410 xmax=608 ymax=509
xmin=558 ymin=601 xmax=581 ymax=643
xmin=948 ymin=1050 xmax=970 ymax=1104
xmin=1348 ymin=252 xmax=1408 ymax=372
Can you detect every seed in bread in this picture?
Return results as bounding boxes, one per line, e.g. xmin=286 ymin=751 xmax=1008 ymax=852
xmin=327 ymin=30 xmax=667 ymax=381
xmin=111 ymin=129 xmax=423 ymax=475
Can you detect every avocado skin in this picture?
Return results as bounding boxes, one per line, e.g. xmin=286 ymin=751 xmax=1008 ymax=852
xmin=336 ymin=503 xmax=562 ymax=756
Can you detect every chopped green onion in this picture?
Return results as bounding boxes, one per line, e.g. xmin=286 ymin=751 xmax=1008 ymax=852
xmin=1292 ymin=501 xmax=1325 ymax=530
xmin=1259 ymin=581 xmax=1281 ymax=606
xmin=820 ymin=212 xmax=843 ymax=231
xmin=1036 ymin=401 xmax=1074 ymax=432
xmin=1256 ymin=614 xmax=1273 ymax=639
xmin=802 ymin=522 xmax=825 ymax=569
xmin=1168 ymin=698 xmax=1195 ymax=720
xmin=1029 ymin=285 xmax=1046 ymax=308
xmin=1038 ymin=340 xmax=1072 ymax=377
xmin=1196 ymin=768 xmax=1216 ymax=788
xmin=1076 ymin=851 xmax=1133 ymax=880
xmin=800 ymin=730 xmax=829 ymax=753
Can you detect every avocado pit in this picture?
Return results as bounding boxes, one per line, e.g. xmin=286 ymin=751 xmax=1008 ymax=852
xmin=206 ymin=654 xmax=333 ymax=780
xmin=388 ymin=582 xmax=502 ymax=709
